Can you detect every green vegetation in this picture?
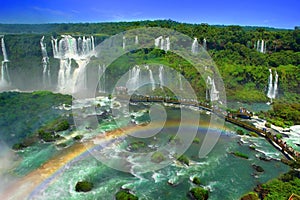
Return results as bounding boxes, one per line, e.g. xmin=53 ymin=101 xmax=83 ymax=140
xmin=128 ymin=141 xmax=147 ymax=151
xmin=0 ymin=91 xmax=71 ymax=146
xmin=188 ymin=187 xmax=209 ymax=200
xmin=37 ymin=118 xmax=69 ymax=142
xmin=169 ymin=135 xmax=181 ymax=145
xmin=115 ymin=189 xmax=138 ymax=200
xmin=192 ymin=177 xmax=201 ymax=185
xmin=177 ymin=154 xmax=190 ymax=166
xmin=240 ymin=192 xmax=259 ymax=200
xmin=259 ymin=101 xmax=300 ymax=127
xmin=248 ymin=132 xmax=259 ymax=137
xmin=236 ymin=129 xmax=245 ymax=135
xmin=73 ymin=135 xmax=83 ymax=141
xmin=75 ymin=181 xmax=93 ymax=192
xmin=151 ymin=151 xmax=165 ymax=163
xmin=193 ymin=137 xmax=200 ymax=144
xmin=253 ymin=171 xmax=300 ymax=200
xmin=232 ymin=151 xmax=249 ymax=159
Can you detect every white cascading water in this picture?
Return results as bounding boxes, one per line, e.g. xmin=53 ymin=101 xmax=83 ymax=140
xmin=179 ymin=72 xmax=183 ymax=90
xmin=145 ymin=65 xmax=155 ymax=91
xmin=159 ymin=65 xmax=164 ymax=89
xmin=267 ymin=69 xmax=279 ymax=101
xmin=127 ymin=65 xmax=141 ymax=93
xmin=51 ymin=35 xmax=95 ymax=93
xmin=0 ymin=36 xmax=10 ymax=88
xmin=123 ymin=36 xmax=126 ymax=50
xmin=206 ymin=76 xmax=219 ymax=101
xmin=98 ymin=64 xmax=106 ymax=93
xmin=191 ymin=38 xmax=199 ymax=54
xmin=203 ymin=38 xmax=207 ymax=50
xmin=40 ymin=36 xmax=51 ymax=87
xmin=154 ymin=36 xmax=170 ymax=51
xmin=135 ymin=35 xmax=139 ymax=45
xmin=256 ymin=40 xmax=266 ymax=53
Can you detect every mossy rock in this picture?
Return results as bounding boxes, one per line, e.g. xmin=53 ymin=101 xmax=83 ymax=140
xmin=193 ymin=138 xmax=200 ymax=144
xmin=151 ymin=151 xmax=165 ymax=163
xmin=192 ymin=177 xmax=201 ymax=185
xmin=240 ymin=192 xmax=259 ymax=200
xmin=75 ymin=181 xmax=93 ymax=192
xmin=236 ymin=129 xmax=245 ymax=135
xmin=115 ymin=189 xmax=138 ymax=200
xmin=188 ymin=187 xmax=209 ymax=200
xmin=177 ymin=155 xmax=190 ymax=166
xmin=74 ymin=135 xmax=83 ymax=141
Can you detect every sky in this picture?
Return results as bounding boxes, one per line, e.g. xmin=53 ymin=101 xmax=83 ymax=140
xmin=0 ymin=0 xmax=299 ymax=29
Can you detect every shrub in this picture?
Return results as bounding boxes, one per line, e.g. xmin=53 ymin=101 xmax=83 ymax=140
xmin=193 ymin=138 xmax=200 ymax=144
xmin=115 ymin=189 xmax=138 ymax=200
xmin=192 ymin=177 xmax=201 ymax=185
xmin=189 ymin=187 xmax=209 ymax=200
xmin=177 ymin=155 xmax=190 ymax=166
xmin=151 ymin=151 xmax=165 ymax=163
xmin=75 ymin=181 xmax=93 ymax=192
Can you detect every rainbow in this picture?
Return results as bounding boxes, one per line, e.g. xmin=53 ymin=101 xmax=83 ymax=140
xmin=3 ymin=120 xmax=229 ymax=199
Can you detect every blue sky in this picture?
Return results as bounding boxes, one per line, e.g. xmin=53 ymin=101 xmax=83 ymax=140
xmin=0 ymin=0 xmax=299 ymax=29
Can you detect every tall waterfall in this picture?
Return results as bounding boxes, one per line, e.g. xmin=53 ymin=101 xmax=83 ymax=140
xmin=123 ymin=36 xmax=126 ymax=50
xmin=0 ymin=36 xmax=10 ymax=87
xmin=191 ymin=38 xmax=199 ymax=54
xmin=40 ymin=36 xmax=51 ymax=87
xmin=179 ymin=72 xmax=183 ymax=90
xmin=206 ymin=76 xmax=219 ymax=101
xmin=51 ymin=35 xmax=95 ymax=93
xmin=159 ymin=65 xmax=164 ymax=89
xmin=98 ymin=65 xmax=106 ymax=93
xmin=127 ymin=65 xmax=141 ymax=92
xmin=203 ymin=38 xmax=207 ymax=50
xmin=135 ymin=35 xmax=139 ymax=45
xmin=154 ymin=36 xmax=170 ymax=51
xmin=256 ymin=40 xmax=266 ymax=53
xmin=267 ymin=69 xmax=279 ymax=100
xmin=145 ymin=65 xmax=155 ymax=91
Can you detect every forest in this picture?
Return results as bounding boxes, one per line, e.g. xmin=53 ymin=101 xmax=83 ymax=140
xmin=0 ymin=20 xmax=299 ymax=103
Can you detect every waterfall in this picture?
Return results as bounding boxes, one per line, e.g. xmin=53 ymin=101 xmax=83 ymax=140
xmin=203 ymin=38 xmax=207 ymax=50
xmin=135 ymin=35 xmax=139 ymax=45
xmin=165 ymin=37 xmax=170 ymax=51
xmin=40 ymin=36 xmax=51 ymax=87
xmin=146 ymin=66 xmax=155 ymax=91
xmin=191 ymin=38 xmax=199 ymax=54
xmin=206 ymin=76 xmax=219 ymax=101
xmin=267 ymin=69 xmax=279 ymax=100
xmin=98 ymin=65 xmax=106 ymax=93
xmin=154 ymin=36 xmax=169 ymax=51
xmin=0 ymin=36 xmax=10 ymax=87
xmin=261 ymin=40 xmax=264 ymax=53
xmin=123 ymin=36 xmax=126 ymax=50
xmin=159 ymin=65 xmax=164 ymax=89
xmin=127 ymin=65 xmax=141 ymax=93
xmin=256 ymin=40 xmax=266 ymax=53
xmin=51 ymin=35 xmax=95 ymax=93
xmin=179 ymin=72 xmax=183 ymax=90
xmin=267 ymin=69 xmax=273 ymax=99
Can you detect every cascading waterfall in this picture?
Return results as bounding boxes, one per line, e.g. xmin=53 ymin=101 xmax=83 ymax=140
xmin=0 ymin=36 xmax=10 ymax=87
xmin=206 ymin=76 xmax=219 ymax=101
xmin=203 ymin=38 xmax=207 ymax=50
xmin=40 ymin=36 xmax=51 ymax=87
xmin=123 ymin=36 xmax=126 ymax=50
xmin=256 ymin=40 xmax=266 ymax=53
xmin=51 ymin=35 xmax=95 ymax=93
xmin=178 ymin=72 xmax=183 ymax=90
xmin=98 ymin=64 xmax=106 ymax=93
xmin=267 ymin=69 xmax=279 ymax=101
xmin=135 ymin=35 xmax=139 ymax=45
xmin=145 ymin=65 xmax=155 ymax=91
xmin=154 ymin=36 xmax=170 ymax=51
xmin=191 ymin=38 xmax=199 ymax=54
xmin=127 ymin=65 xmax=141 ymax=93
xmin=159 ymin=65 xmax=164 ymax=89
